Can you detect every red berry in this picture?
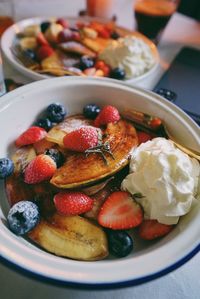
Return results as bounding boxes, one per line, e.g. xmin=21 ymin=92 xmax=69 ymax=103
xmin=98 ymin=191 xmax=143 ymax=230
xmin=95 ymin=60 xmax=111 ymax=76
xmin=54 ymin=192 xmax=93 ymax=215
xmin=63 ymin=126 xmax=98 ymax=152
xmin=94 ymin=105 xmax=120 ymax=127
xmin=149 ymin=118 xmax=162 ymax=130
xmin=37 ymin=45 xmax=54 ymax=61
xmin=24 ymin=154 xmax=56 ymax=184
xmin=139 ymin=220 xmax=173 ymax=240
xmin=15 ymin=126 xmax=47 ymax=147
xmin=56 ymin=18 xmax=69 ymax=29
xmin=36 ymin=32 xmax=49 ymax=46
xmin=98 ymin=28 xmax=110 ymax=38
xmin=137 ymin=131 xmax=152 ymax=145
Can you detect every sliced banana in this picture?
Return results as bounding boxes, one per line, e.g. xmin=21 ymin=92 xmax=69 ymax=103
xmin=23 ymin=25 xmax=41 ymax=37
xmin=44 ymin=23 xmax=63 ymax=43
xmin=29 ymin=214 xmax=108 ymax=261
xmin=20 ymin=37 xmax=37 ymax=50
xmin=12 ymin=145 xmax=36 ymax=174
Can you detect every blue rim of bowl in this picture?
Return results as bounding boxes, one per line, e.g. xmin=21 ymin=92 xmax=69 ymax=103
xmin=1 ymin=243 xmax=199 ymax=290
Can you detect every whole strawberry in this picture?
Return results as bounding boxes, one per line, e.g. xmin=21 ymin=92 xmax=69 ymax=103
xmin=94 ymin=105 xmax=120 ymax=127
xmin=15 ymin=126 xmax=47 ymax=147
xmin=24 ymin=154 xmax=56 ymax=184
xmin=63 ymin=126 xmax=98 ymax=152
xmin=98 ymin=191 xmax=143 ymax=230
xmin=54 ymin=192 xmax=94 ymax=215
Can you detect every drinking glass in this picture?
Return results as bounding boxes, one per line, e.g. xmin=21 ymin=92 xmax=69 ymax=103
xmin=86 ymin=0 xmax=115 ymax=19
xmin=134 ymin=0 xmax=180 ymax=44
xmin=0 ymin=0 xmax=14 ymax=37
xmin=0 ymin=52 xmax=6 ymax=96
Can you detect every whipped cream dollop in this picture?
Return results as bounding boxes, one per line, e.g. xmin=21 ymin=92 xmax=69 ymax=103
xmin=121 ymin=138 xmax=200 ymax=225
xmin=99 ymin=36 xmax=156 ymax=79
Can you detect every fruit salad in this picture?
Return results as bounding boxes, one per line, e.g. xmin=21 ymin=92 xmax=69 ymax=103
xmin=13 ymin=18 xmax=156 ymax=79
xmin=1 ymin=103 xmax=199 ymax=261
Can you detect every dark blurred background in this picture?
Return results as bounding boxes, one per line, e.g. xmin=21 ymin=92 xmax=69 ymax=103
xmin=178 ymin=0 xmax=200 ymax=20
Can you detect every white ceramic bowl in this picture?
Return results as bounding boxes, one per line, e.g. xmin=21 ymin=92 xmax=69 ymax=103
xmin=0 ymin=77 xmax=199 ymax=289
xmin=1 ymin=17 xmax=159 ymax=84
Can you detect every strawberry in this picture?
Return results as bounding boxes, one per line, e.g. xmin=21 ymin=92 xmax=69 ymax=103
xmin=24 ymin=154 xmax=56 ymax=184
xmin=37 ymin=45 xmax=54 ymax=61
xmin=56 ymin=18 xmax=69 ymax=29
xmin=15 ymin=126 xmax=47 ymax=147
xmin=54 ymin=191 xmax=93 ymax=215
xmin=95 ymin=60 xmax=111 ymax=77
xmin=139 ymin=220 xmax=173 ymax=240
xmin=137 ymin=131 xmax=152 ymax=145
xmin=63 ymin=126 xmax=98 ymax=152
xmin=36 ymin=32 xmax=49 ymax=46
xmin=98 ymin=191 xmax=143 ymax=230
xmin=94 ymin=105 xmax=120 ymax=127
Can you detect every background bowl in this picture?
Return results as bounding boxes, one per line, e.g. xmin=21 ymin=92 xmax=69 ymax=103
xmin=0 ymin=17 xmax=159 ymax=83
xmin=0 ymin=77 xmax=199 ymax=289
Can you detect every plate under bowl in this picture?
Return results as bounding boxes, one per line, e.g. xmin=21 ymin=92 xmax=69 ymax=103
xmin=0 ymin=77 xmax=199 ymax=289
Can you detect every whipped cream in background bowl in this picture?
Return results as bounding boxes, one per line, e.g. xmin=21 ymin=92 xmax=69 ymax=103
xmin=122 ymin=138 xmax=200 ymax=225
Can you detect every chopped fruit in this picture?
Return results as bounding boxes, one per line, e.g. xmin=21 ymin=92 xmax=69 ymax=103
xmin=57 ymin=29 xmax=80 ymax=43
xmin=40 ymin=21 xmax=51 ymax=33
xmin=35 ymin=118 xmax=53 ymax=131
xmin=95 ymin=60 xmax=111 ymax=77
xmin=45 ymin=148 xmax=65 ymax=167
xmin=83 ymin=103 xmax=100 ymax=119
xmin=98 ymin=191 xmax=143 ymax=230
xmin=79 ymin=56 xmax=94 ymax=70
xmin=24 ymin=154 xmax=56 ymax=184
xmin=63 ymin=126 xmax=98 ymax=152
xmin=137 ymin=131 xmax=152 ymax=144
xmin=107 ymin=230 xmax=133 ymax=257
xmin=149 ymin=118 xmax=162 ymax=130
xmin=83 ymin=67 xmax=96 ymax=76
xmin=139 ymin=220 xmax=173 ymax=240
xmin=15 ymin=126 xmax=47 ymax=147
xmin=56 ymin=18 xmax=69 ymax=29
xmin=54 ymin=192 xmax=93 ymax=215
xmin=33 ymin=139 xmax=54 ymax=155
xmin=47 ymin=103 xmax=66 ymax=123
xmin=37 ymin=45 xmax=54 ymax=61
xmin=36 ymin=32 xmax=49 ymax=46
xmin=23 ymin=49 xmax=37 ymax=61
xmin=0 ymin=158 xmax=14 ymax=179
xmin=110 ymin=67 xmax=126 ymax=80
xmin=98 ymin=28 xmax=110 ymax=39
xmin=7 ymin=201 xmax=40 ymax=235
xmin=94 ymin=105 xmax=120 ymax=127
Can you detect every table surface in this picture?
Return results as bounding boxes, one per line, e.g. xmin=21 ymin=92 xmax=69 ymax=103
xmin=1 ymin=2 xmax=200 ymax=298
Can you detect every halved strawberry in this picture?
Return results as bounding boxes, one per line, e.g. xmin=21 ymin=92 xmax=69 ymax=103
xmin=36 ymin=32 xmax=49 ymax=46
xmin=94 ymin=105 xmax=120 ymax=127
xmin=98 ymin=191 xmax=143 ymax=230
xmin=37 ymin=45 xmax=54 ymax=61
xmin=137 ymin=131 xmax=152 ymax=145
xmin=15 ymin=126 xmax=47 ymax=147
xmin=24 ymin=154 xmax=56 ymax=184
xmin=63 ymin=126 xmax=98 ymax=152
xmin=139 ymin=220 xmax=173 ymax=240
xmin=54 ymin=191 xmax=93 ymax=215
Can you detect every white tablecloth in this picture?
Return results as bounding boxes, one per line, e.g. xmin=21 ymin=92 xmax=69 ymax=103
xmin=1 ymin=3 xmax=200 ymax=298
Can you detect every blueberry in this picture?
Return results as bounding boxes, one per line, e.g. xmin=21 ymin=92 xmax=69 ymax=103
xmin=0 ymin=158 xmax=14 ymax=179
xmin=24 ymin=49 xmax=37 ymax=61
xmin=35 ymin=118 xmax=53 ymax=131
xmin=107 ymin=230 xmax=133 ymax=258
xmin=155 ymin=88 xmax=177 ymax=102
xmin=47 ymin=103 xmax=66 ymax=123
xmin=79 ymin=56 xmax=94 ymax=70
xmin=111 ymin=31 xmax=120 ymax=40
xmin=7 ymin=201 xmax=40 ymax=235
xmin=83 ymin=104 xmax=100 ymax=119
xmin=40 ymin=21 xmax=51 ymax=33
xmin=110 ymin=67 xmax=126 ymax=80
xmin=45 ymin=148 xmax=65 ymax=167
